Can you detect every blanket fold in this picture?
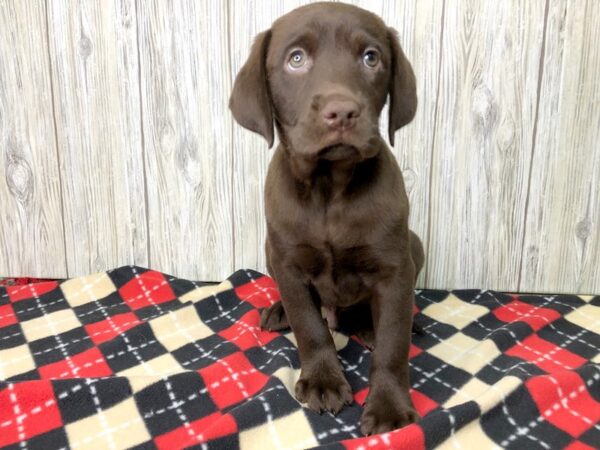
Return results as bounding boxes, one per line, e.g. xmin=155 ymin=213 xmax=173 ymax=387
xmin=0 ymin=266 xmax=598 ymax=449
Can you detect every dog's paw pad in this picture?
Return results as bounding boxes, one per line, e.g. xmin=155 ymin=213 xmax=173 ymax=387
xmin=295 ymin=370 xmax=352 ymax=415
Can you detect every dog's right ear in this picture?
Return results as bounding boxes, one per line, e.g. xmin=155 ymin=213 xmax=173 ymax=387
xmin=229 ymin=30 xmax=274 ymax=148
xmin=387 ymin=28 xmax=417 ymax=147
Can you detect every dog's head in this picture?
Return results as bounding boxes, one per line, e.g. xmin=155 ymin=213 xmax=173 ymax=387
xmin=229 ymin=2 xmax=416 ymax=161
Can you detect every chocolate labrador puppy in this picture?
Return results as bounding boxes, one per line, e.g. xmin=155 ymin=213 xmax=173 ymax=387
xmin=229 ymin=2 xmax=424 ymax=435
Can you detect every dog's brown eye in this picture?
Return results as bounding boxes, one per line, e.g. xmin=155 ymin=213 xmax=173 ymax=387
xmin=288 ymin=49 xmax=307 ymax=69
xmin=362 ymin=49 xmax=380 ymax=68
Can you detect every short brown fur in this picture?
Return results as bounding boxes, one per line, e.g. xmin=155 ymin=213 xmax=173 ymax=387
xmin=230 ymin=2 xmax=423 ymax=435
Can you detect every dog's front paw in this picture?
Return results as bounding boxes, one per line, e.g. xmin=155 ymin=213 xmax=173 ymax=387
xmin=260 ymin=302 xmax=289 ymax=331
xmin=295 ymin=365 xmax=353 ymax=415
xmin=360 ymin=383 xmax=418 ymax=435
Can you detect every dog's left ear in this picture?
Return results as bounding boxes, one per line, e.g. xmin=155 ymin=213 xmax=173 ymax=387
xmin=229 ymin=30 xmax=274 ymax=148
xmin=387 ymin=28 xmax=417 ymax=146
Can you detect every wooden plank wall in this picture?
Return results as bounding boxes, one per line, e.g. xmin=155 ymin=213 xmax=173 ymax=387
xmin=0 ymin=0 xmax=598 ymax=293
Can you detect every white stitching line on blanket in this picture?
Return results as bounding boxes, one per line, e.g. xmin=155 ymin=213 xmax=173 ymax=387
xmin=412 ymin=291 xmax=591 ymax=448
xmin=131 ymin=266 xmax=199 ymax=445
xmin=3 ymin=272 xmax=278 ymax=369
xmin=451 ymin=291 xmax=597 ymax=448
xmin=6 ymin=383 xmax=26 ymax=449
xmin=0 ymin=275 xmax=168 ymax=324
xmin=539 ymin=297 xmax=600 ymax=352
xmin=2 ymin=280 xmax=596 ymax=448
xmin=0 ymin=281 xmax=57 ymax=300
xmin=36 ymin=282 xmax=117 ymax=450
xmin=256 ymin=391 xmax=285 ymax=450
xmin=72 ymin=268 xmax=165 ymax=449
xmin=0 ymin=271 xmax=114 ymax=319
xmin=8 ymin=270 xmax=353 ymax=443
xmin=3 ymin=272 xmax=231 ymax=368
xmin=195 ymin=270 xmax=361 ymax=442
xmin=497 ymin=294 xmax=600 ymax=352
xmin=76 ymin=278 xmax=134 ymax=450
xmin=68 ymin=389 xmax=289 ymax=450
xmin=237 ymin=286 xmax=281 ymax=303
xmin=14 ymin=304 xmax=212 ymax=365
xmin=141 ymin=384 xmax=282 ymax=418
xmin=64 ymin=267 xmax=178 ymax=448
xmin=0 ymin=277 xmax=172 ymax=360
xmin=543 ymin=369 xmax=600 ymax=432
xmin=482 ymin=292 xmax=598 ymax=374
xmin=420 ymin=292 xmax=582 ymax=366
xmin=417 ymin=292 xmax=589 ymax=382
xmin=423 ymin=291 xmax=600 ymax=359
xmin=0 ymin=344 xmax=296 ymax=432
xmin=46 ymin=297 xmax=296 ymax=379
xmin=3 ymin=286 xmax=282 ymax=374
xmin=241 ymin=270 xmax=361 ymax=440
xmin=205 ymin=273 xmax=291 ymax=448
xmin=164 ymin=273 xmax=265 ymax=445
xmin=499 ymin=366 xmax=600 ymax=448
xmin=8 ymin=276 xmax=584 ymax=444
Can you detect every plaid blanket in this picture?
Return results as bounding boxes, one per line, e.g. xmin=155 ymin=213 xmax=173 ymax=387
xmin=1 ymin=266 xmax=598 ymax=450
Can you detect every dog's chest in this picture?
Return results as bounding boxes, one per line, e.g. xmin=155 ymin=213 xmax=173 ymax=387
xmin=294 ymin=241 xmax=378 ymax=307
xmin=285 ymin=160 xmax=390 ymax=306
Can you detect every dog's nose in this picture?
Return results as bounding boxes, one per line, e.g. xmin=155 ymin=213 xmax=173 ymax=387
xmin=322 ymin=99 xmax=361 ymax=130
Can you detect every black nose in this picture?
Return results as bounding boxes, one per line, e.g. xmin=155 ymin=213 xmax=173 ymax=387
xmin=321 ymin=99 xmax=361 ymax=130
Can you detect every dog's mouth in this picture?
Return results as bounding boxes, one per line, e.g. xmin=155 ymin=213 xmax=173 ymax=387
xmin=317 ymin=144 xmax=359 ymax=161
xmin=286 ymin=120 xmax=379 ymax=161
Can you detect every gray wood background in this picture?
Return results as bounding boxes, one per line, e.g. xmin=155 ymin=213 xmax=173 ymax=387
xmin=0 ymin=0 xmax=598 ymax=293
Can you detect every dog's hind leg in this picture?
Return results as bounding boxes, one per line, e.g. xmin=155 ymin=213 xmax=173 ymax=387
xmin=260 ymin=302 xmax=289 ymax=331
xmin=409 ymin=230 xmax=424 ymax=282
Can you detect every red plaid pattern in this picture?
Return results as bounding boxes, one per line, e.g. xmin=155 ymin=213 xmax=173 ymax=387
xmin=0 ymin=267 xmax=598 ymax=449
xmin=0 ymin=381 xmax=62 ymax=447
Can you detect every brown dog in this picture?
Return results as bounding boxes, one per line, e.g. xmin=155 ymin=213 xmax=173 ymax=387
xmin=229 ymin=2 xmax=424 ymax=435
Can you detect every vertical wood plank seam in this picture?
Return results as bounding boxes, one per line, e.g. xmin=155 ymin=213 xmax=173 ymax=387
xmin=423 ymin=0 xmax=447 ymax=287
xmin=44 ymin=0 xmax=69 ymax=277
xmin=572 ymin=0 xmax=598 ymax=292
xmin=134 ymin=0 xmax=151 ymax=269
xmin=516 ymin=0 xmax=551 ymax=291
xmin=227 ymin=0 xmax=237 ymax=273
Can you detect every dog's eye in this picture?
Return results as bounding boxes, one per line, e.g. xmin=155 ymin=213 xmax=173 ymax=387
xmin=288 ymin=49 xmax=307 ymax=69
xmin=362 ymin=49 xmax=380 ymax=68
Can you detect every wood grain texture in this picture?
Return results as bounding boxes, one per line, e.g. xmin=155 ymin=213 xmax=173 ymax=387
xmin=2 ymin=0 xmax=598 ymax=293
xmin=138 ymin=0 xmax=234 ymax=280
xmin=0 ymin=0 xmax=66 ymax=278
xmin=47 ymin=0 xmax=147 ymax=276
xmin=230 ymin=0 xmax=308 ymax=275
xmin=520 ymin=0 xmax=600 ymax=294
xmin=357 ymin=0 xmax=443 ymax=289
xmin=426 ymin=0 xmax=547 ymax=291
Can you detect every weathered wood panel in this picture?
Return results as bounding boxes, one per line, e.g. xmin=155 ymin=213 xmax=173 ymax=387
xmin=366 ymin=0 xmax=443 ymax=288
xmin=427 ymin=0 xmax=547 ymax=291
xmin=521 ymin=0 xmax=600 ymax=294
xmin=0 ymin=0 xmax=66 ymax=278
xmin=138 ymin=0 xmax=234 ymax=280
xmin=1 ymin=0 xmax=598 ymax=293
xmin=47 ymin=0 xmax=147 ymax=276
xmin=230 ymin=0 xmax=307 ymax=275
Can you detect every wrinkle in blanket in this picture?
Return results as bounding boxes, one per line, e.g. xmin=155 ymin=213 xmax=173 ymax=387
xmin=0 ymin=266 xmax=599 ymax=449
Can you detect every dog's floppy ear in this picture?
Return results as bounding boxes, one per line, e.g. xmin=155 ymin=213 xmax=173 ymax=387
xmin=229 ymin=30 xmax=274 ymax=148
xmin=387 ymin=28 xmax=417 ymax=146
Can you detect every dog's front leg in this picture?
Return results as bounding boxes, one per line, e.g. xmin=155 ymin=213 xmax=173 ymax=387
xmin=360 ymin=263 xmax=419 ymax=435
xmin=273 ymin=264 xmax=353 ymax=414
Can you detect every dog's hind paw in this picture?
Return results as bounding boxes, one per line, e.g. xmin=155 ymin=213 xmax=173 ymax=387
xmin=260 ymin=302 xmax=289 ymax=331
